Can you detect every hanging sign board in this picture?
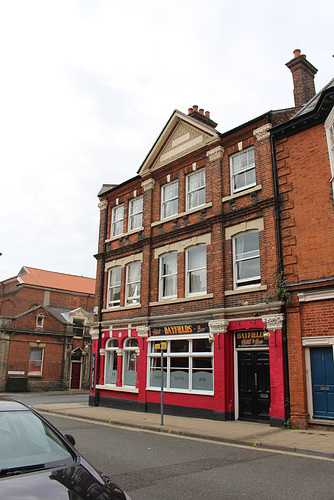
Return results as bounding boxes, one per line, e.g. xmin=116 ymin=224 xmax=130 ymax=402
xmin=235 ymin=330 xmax=269 ymax=348
xmin=150 ymin=323 xmax=209 ymax=337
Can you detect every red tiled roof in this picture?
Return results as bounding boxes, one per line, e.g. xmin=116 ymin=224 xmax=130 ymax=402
xmin=18 ymin=267 xmax=96 ymax=295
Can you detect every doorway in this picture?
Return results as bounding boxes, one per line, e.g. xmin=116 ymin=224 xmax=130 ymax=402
xmin=238 ymin=350 xmax=270 ymax=421
xmin=310 ymin=347 xmax=334 ymax=419
xmin=70 ymin=349 xmax=82 ymax=389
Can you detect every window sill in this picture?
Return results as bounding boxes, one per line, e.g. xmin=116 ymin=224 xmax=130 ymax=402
xmin=96 ymin=384 xmax=138 ymax=394
xmin=102 ymin=304 xmax=141 ymax=312
xmin=150 ymin=293 xmax=213 ymax=306
xmin=222 ymin=185 xmax=261 ymax=202
xmin=105 ymin=227 xmax=144 ymax=243
xmin=151 ymin=203 xmax=212 ymax=227
xmin=147 ymin=387 xmax=214 ymax=396
xmin=28 ymin=374 xmax=43 ymax=377
xmin=225 ymin=285 xmax=267 ymax=296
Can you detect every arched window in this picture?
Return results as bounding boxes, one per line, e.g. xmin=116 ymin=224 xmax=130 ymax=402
xmin=105 ymin=338 xmax=118 ymax=385
xmin=123 ymin=338 xmax=138 ymax=387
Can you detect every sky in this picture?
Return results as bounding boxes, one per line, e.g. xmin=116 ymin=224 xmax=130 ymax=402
xmin=0 ymin=0 xmax=333 ymax=282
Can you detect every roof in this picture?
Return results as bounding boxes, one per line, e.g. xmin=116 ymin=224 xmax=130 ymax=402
xmin=294 ymin=78 xmax=334 ymax=117
xmin=17 ymin=267 xmax=96 ymax=295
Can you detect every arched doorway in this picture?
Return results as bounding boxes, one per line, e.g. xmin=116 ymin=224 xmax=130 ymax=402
xmin=70 ymin=348 xmax=83 ymax=389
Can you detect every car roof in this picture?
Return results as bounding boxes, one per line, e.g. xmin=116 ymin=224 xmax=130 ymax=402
xmin=0 ymin=397 xmax=30 ymax=412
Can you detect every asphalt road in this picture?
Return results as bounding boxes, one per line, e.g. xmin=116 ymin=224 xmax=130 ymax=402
xmin=39 ymin=412 xmax=334 ymax=500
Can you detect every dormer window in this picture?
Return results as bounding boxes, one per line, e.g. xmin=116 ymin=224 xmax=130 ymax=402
xmin=73 ymin=319 xmax=84 ymax=336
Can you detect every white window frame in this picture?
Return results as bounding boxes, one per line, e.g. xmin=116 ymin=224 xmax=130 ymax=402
xmin=36 ymin=314 xmax=44 ymax=328
xmin=128 ymin=196 xmax=143 ymax=232
xmin=161 ymin=180 xmax=178 ymax=219
xmin=186 ymin=168 xmax=206 ymax=211
xmin=185 ymin=245 xmax=207 ymax=296
xmin=107 ymin=266 xmax=122 ymax=308
xmin=125 ymin=261 xmax=141 ymax=305
xmin=233 ymin=230 xmax=261 ymax=289
xmin=159 ymin=252 xmax=178 ymax=300
xmin=111 ymin=204 xmax=124 ymax=237
xmin=104 ymin=338 xmax=118 ymax=385
xmin=230 ymin=147 xmax=256 ymax=194
xmin=325 ymin=106 xmax=334 ymax=200
xmin=147 ymin=335 xmax=213 ymax=394
xmin=28 ymin=347 xmax=44 ymax=375
xmin=123 ymin=337 xmax=138 ymax=387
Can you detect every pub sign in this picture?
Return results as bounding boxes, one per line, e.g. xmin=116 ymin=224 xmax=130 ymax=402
xmin=235 ymin=330 xmax=269 ymax=348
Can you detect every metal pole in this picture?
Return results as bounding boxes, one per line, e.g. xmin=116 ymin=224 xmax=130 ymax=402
xmin=160 ymin=348 xmax=164 ymax=426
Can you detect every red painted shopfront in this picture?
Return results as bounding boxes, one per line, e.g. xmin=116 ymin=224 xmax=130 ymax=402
xmin=90 ymin=314 xmax=286 ymax=425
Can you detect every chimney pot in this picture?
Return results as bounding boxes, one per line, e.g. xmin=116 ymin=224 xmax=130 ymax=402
xmin=193 ymin=105 xmax=198 ymax=112
xmin=205 ymin=111 xmax=210 ymax=118
xmin=199 ymin=108 xmax=204 ymax=115
xmin=293 ymin=49 xmax=301 ymax=58
xmin=188 ymin=107 xmax=193 ymax=114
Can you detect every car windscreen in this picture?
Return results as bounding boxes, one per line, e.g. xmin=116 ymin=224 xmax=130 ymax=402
xmin=0 ymin=410 xmax=75 ymax=471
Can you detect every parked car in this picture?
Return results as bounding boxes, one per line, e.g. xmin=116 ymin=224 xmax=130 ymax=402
xmin=0 ymin=397 xmax=131 ymax=499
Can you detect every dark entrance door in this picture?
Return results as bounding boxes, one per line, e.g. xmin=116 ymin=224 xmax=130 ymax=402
xmin=310 ymin=347 xmax=334 ymax=419
xmin=70 ymin=362 xmax=81 ymax=389
xmin=238 ymin=350 xmax=270 ymax=421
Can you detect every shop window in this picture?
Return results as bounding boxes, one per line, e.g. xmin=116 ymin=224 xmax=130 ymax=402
xmin=148 ymin=337 xmax=213 ymax=393
xmin=186 ymin=168 xmax=206 ymax=210
xmin=28 ymin=348 xmax=44 ymax=375
xmin=159 ymin=252 xmax=177 ymax=300
xmin=105 ymin=338 xmax=118 ymax=385
xmin=128 ymin=196 xmax=143 ymax=231
xmin=233 ymin=230 xmax=260 ymax=288
xmin=230 ymin=147 xmax=256 ymax=194
xmin=123 ymin=338 xmax=138 ymax=387
xmin=111 ymin=204 xmax=124 ymax=237
xmin=161 ymin=180 xmax=178 ymax=219
xmin=107 ymin=266 xmax=121 ymax=307
xmin=186 ymin=245 xmax=207 ymax=296
xmin=125 ymin=261 xmax=141 ymax=305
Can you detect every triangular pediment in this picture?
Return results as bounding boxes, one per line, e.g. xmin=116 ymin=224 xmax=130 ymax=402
xmin=138 ymin=110 xmax=219 ymax=177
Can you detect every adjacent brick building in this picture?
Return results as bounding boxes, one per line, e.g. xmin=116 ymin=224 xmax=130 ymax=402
xmin=271 ymin=51 xmax=334 ymax=429
xmin=0 ymin=266 xmax=95 ymax=391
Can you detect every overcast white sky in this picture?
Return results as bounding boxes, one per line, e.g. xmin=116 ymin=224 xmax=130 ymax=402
xmin=0 ymin=0 xmax=333 ymax=281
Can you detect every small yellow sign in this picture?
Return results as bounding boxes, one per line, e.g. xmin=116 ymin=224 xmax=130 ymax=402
xmin=155 ymin=342 xmax=167 ymax=351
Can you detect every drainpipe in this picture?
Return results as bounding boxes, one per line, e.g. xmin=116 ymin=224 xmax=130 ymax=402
xmin=270 ymin=133 xmax=290 ymax=420
xmin=94 ymin=200 xmax=109 ymax=406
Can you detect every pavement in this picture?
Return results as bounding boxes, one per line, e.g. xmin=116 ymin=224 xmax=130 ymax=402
xmin=24 ymin=396 xmax=334 ymax=461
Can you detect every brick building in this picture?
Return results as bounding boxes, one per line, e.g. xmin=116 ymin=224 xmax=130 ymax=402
xmin=271 ymin=51 xmax=334 ymax=428
xmin=0 ymin=266 xmax=95 ymax=392
xmin=90 ymin=91 xmax=299 ymax=425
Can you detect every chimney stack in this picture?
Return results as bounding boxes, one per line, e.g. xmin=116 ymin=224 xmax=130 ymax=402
xmin=187 ymin=105 xmax=218 ymax=128
xmin=286 ymin=49 xmax=318 ymax=108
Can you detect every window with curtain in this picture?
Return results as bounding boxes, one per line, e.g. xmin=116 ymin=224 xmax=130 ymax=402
xmin=107 ymin=266 xmax=121 ymax=307
xmin=230 ymin=147 xmax=256 ymax=194
xmin=123 ymin=338 xmax=138 ymax=387
xmin=186 ymin=169 xmax=206 ymax=210
xmin=161 ymin=180 xmax=178 ymax=219
xmin=233 ymin=230 xmax=260 ymax=288
xmin=126 ymin=261 xmax=141 ymax=305
xmin=105 ymin=338 xmax=118 ymax=385
xmin=148 ymin=337 xmax=213 ymax=393
xmin=111 ymin=204 xmax=124 ymax=237
xmin=128 ymin=196 xmax=143 ymax=231
xmin=186 ymin=245 xmax=207 ymax=296
xmin=160 ymin=252 xmax=177 ymax=300
xmin=28 ymin=348 xmax=44 ymax=375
